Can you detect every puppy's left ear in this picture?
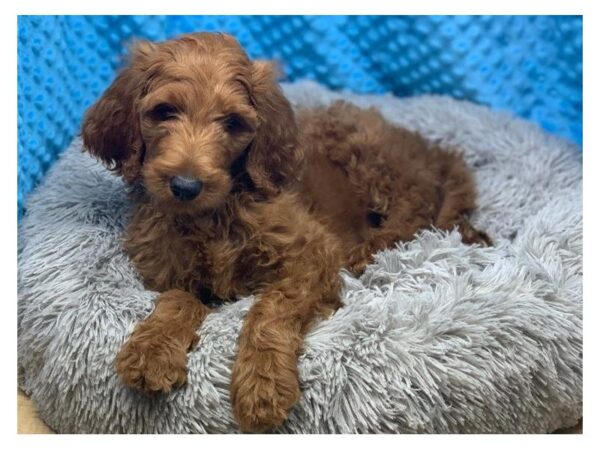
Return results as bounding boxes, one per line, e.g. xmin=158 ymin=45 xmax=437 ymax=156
xmin=81 ymin=41 xmax=155 ymax=183
xmin=246 ymin=61 xmax=303 ymax=195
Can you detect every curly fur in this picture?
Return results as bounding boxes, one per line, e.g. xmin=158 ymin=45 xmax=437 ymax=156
xmin=81 ymin=32 xmax=490 ymax=432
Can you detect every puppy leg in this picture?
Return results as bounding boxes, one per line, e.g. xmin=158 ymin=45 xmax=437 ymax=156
xmin=116 ymin=289 xmax=210 ymax=394
xmin=230 ymin=293 xmax=303 ymax=433
xmin=434 ymin=156 xmax=492 ymax=246
xmin=230 ymin=249 xmax=341 ymax=432
xmin=439 ymin=214 xmax=493 ymax=246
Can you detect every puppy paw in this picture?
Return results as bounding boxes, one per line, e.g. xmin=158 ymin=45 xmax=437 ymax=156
xmin=458 ymin=218 xmax=493 ymax=247
xmin=474 ymin=230 xmax=493 ymax=246
xmin=462 ymin=227 xmax=493 ymax=246
xmin=230 ymin=351 xmax=300 ymax=433
xmin=116 ymin=332 xmax=189 ymax=395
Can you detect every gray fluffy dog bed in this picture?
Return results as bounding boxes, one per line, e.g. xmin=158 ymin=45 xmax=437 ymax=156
xmin=18 ymin=81 xmax=582 ymax=433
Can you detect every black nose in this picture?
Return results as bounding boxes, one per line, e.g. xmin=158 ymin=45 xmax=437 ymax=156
xmin=169 ymin=176 xmax=203 ymax=201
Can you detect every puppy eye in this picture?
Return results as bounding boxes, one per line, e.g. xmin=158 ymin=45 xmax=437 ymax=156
xmin=148 ymin=103 xmax=178 ymax=121
xmin=222 ymin=114 xmax=247 ymax=133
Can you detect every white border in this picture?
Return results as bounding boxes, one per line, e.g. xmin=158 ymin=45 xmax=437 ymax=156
xmin=12 ymin=0 xmax=589 ymax=15
xmin=4 ymin=0 xmax=596 ymax=448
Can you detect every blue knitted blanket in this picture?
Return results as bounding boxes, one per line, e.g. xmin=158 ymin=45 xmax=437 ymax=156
xmin=17 ymin=15 xmax=582 ymax=217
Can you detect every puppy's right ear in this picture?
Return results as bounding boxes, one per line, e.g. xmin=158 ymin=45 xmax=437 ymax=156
xmin=82 ymin=41 xmax=154 ymax=183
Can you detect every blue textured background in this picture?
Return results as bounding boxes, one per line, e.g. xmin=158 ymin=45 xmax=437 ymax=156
xmin=17 ymin=15 xmax=582 ymax=218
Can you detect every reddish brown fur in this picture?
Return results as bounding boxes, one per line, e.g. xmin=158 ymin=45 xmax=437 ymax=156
xmin=82 ymin=32 xmax=490 ymax=433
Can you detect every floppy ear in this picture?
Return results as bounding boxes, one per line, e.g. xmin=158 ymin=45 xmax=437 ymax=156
xmin=246 ymin=61 xmax=303 ymax=195
xmin=81 ymin=42 xmax=154 ymax=183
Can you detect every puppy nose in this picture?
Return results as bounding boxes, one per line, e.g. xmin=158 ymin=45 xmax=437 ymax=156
xmin=169 ymin=176 xmax=203 ymax=201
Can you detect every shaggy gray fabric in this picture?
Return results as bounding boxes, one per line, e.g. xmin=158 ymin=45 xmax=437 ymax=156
xmin=18 ymin=81 xmax=582 ymax=434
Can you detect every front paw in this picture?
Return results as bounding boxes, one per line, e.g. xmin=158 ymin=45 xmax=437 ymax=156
xmin=230 ymin=351 xmax=300 ymax=433
xmin=116 ymin=332 xmax=189 ymax=395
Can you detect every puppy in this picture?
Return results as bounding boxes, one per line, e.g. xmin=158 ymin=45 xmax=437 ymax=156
xmin=82 ymin=32 xmax=490 ymax=432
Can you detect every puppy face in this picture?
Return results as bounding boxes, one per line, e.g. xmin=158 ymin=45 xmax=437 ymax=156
xmin=82 ymin=33 xmax=302 ymax=214
xmin=136 ymin=43 xmax=259 ymax=212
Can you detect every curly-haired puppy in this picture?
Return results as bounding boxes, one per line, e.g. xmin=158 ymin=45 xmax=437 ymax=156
xmin=82 ymin=32 xmax=491 ymax=432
